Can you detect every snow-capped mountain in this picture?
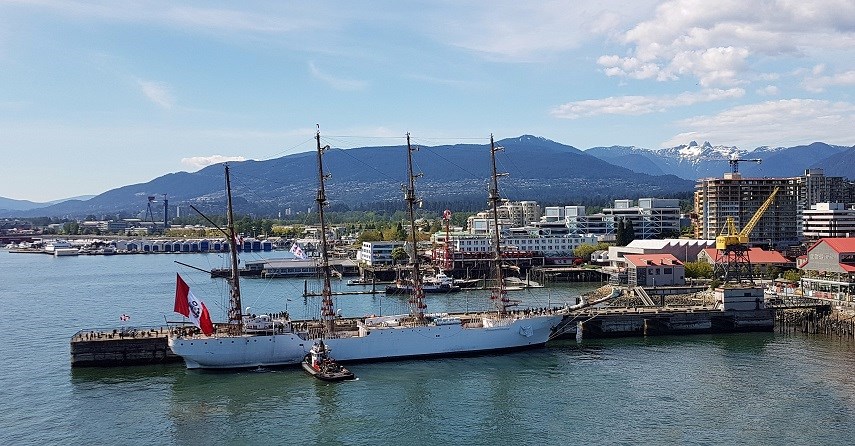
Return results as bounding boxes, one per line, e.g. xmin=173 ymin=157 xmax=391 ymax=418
xmin=586 ymin=141 xmax=853 ymax=180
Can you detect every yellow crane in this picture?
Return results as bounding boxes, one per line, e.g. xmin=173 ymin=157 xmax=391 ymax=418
xmin=714 ymin=186 xmax=780 ymax=283
xmin=716 ymin=186 xmax=780 ymax=250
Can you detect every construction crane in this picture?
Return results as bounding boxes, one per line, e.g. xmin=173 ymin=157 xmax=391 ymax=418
xmin=727 ymin=153 xmax=762 ymax=174
xmin=714 ymin=186 xmax=780 ymax=283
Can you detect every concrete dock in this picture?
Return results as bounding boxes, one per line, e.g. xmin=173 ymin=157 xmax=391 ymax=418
xmin=552 ymin=306 xmax=774 ymax=339
xmin=70 ymin=326 xmax=182 ymax=367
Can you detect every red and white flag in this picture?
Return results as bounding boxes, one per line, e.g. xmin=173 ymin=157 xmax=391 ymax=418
xmin=290 ymin=243 xmax=306 ymax=259
xmin=174 ymin=274 xmax=215 ymax=336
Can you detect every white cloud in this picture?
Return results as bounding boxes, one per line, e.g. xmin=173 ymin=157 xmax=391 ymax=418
xmin=551 ymin=88 xmax=744 ymax=118
xmin=598 ymin=0 xmax=855 ymax=86
xmin=137 ymin=80 xmax=173 ymax=109
xmin=756 ymin=85 xmax=779 ymax=96
xmin=421 ymin=1 xmax=659 ymax=61
xmin=181 ymin=155 xmax=247 ymax=170
xmin=803 ymin=70 xmax=855 ymax=92
xmin=662 ymin=99 xmax=855 ymax=147
xmin=308 ymin=61 xmax=366 ymax=91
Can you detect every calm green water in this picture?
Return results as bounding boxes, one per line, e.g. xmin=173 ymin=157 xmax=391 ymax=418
xmin=2 ymin=251 xmax=854 ymax=445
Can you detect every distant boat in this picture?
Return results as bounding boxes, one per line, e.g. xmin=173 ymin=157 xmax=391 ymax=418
xmin=505 ymin=276 xmax=544 ymax=289
xmin=44 ymin=240 xmax=73 ymax=253
xmin=453 ymin=277 xmax=481 ymax=288
xmin=385 ymin=272 xmax=461 ymax=294
xmin=53 ymin=247 xmax=80 ymax=256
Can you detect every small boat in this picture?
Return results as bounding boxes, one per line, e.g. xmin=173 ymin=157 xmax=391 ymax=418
xmin=385 ymin=272 xmax=461 ymax=294
xmin=453 ymin=277 xmax=481 ymax=288
xmin=302 ymin=340 xmax=355 ymax=382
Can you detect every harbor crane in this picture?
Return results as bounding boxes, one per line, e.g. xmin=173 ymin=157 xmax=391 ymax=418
xmin=714 ymin=186 xmax=780 ymax=283
xmin=144 ymin=194 xmax=170 ymax=232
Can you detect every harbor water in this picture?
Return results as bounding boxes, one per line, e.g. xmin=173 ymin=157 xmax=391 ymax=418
xmin=2 ymin=251 xmax=855 ymax=445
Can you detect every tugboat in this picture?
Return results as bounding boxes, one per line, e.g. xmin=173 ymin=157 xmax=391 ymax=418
xmin=301 ymin=340 xmax=356 ymax=382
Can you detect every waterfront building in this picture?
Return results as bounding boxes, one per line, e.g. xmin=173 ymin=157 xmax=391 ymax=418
xmin=356 ymin=241 xmax=405 ymax=266
xmin=802 ymin=203 xmax=855 ymax=241
xmin=608 ymin=239 xmax=714 ymax=266
xmin=623 ymin=253 xmax=685 ymax=287
xmin=445 ymin=232 xmax=597 ymax=257
xmin=256 ymin=258 xmax=359 ymax=278
xmin=798 ymin=237 xmax=855 ymax=307
xmin=543 ymin=198 xmax=681 ymax=241
xmin=466 ymin=200 xmax=541 ymax=234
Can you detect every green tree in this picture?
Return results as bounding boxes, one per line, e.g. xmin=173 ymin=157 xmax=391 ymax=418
xmin=782 ymin=269 xmax=802 ymax=282
xmin=391 ymin=246 xmax=409 ymax=264
xmin=614 ymin=219 xmax=625 ymax=246
xmin=357 ymin=229 xmax=382 ymax=244
xmin=395 ymin=222 xmax=407 ymax=241
xmin=573 ymin=242 xmax=610 ymax=262
xmin=625 ymin=219 xmax=636 ymax=244
xmin=62 ymin=222 xmax=79 ymax=235
xmin=684 ymin=261 xmax=713 ymax=278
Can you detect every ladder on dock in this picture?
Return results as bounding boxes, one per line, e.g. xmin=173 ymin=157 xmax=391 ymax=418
xmin=634 ymin=287 xmax=656 ymax=306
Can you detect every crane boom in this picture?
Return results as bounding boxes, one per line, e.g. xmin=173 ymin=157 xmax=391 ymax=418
xmin=715 ymin=186 xmax=780 ymax=250
xmin=739 ymin=186 xmax=779 ymax=238
xmin=728 ymin=156 xmax=762 ymax=174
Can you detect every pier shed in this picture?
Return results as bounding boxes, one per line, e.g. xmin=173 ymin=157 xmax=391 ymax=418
xmin=623 ymin=254 xmax=685 ymax=287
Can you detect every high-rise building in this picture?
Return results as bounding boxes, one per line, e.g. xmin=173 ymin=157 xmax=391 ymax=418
xmin=693 ymin=168 xmax=855 ymax=247
xmin=803 ymin=203 xmax=855 ymax=240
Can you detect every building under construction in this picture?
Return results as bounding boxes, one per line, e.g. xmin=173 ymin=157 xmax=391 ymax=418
xmin=693 ymin=168 xmax=855 ymax=248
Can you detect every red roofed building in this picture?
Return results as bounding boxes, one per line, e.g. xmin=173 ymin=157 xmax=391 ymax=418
xmin=799 ymin=238 xmax=855 ymax=306
xmin=623 ymin=254 xmax=685 ymax=287
xmin=699 ymin=247 xmax=794 ymax=278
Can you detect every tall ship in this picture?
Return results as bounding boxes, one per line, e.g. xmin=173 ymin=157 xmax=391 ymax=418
xmin=168 ymin=130 xmax=564 ymax=369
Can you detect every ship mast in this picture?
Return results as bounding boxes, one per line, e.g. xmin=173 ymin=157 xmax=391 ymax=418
xmin=404 ymin=133 xmax=426 ymax=321
xmin=488 ymin=135 xmax=510 ymax=314
xmin=316 ymin=128 xmax=336 ymax=335
xmin=225 ymin=164 xmax=244 ymax=334
xmin=442 ymin=209 xmax=453 ymax=271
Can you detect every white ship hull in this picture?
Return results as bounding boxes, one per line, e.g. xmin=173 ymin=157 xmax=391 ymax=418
xmin=169 ymin=314 xmax=563 ymax=369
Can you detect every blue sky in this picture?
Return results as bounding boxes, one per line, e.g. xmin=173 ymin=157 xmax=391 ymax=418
xmin=2 ymin=0 xmax=854 ymax=202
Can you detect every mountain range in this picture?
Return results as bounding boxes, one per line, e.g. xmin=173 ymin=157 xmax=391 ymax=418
xmin=586 ymin=141 xmax=855 ymax=179
xmin=2 ymin=136 xmax=852 ymax=219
